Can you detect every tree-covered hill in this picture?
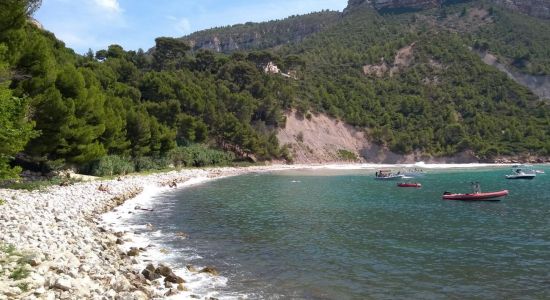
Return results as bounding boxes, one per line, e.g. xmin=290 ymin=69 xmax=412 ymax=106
xmin=181 ymin=11 xmax=341 ymax=53
xmin=1 ymin=0 xmax=550 ymax=179
xmin=280 ymin=2 xmax=550 ymax=157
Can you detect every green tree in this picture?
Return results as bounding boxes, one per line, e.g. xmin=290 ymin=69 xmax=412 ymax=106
xmin=0 ymin=85 xmax=37 ymax=178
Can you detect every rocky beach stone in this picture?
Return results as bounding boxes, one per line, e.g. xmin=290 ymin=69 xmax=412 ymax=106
xmin=0 ymin=165 xmax=287 ymax=299
xmin=200 ymin=266 xmax=220 ymax=276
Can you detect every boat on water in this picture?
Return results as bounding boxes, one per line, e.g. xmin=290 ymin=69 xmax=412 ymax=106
xmin=443 ymin=190 xmax=509 ymax=201
xmin=442 ymin=182 xmax=508 ymax=201
xmin=505 ymin=168 xmax=536 ymax=180
xmin=397 ymin=182 xmax=422 ymax=188
xmin=375 ymin=170 xmax=403 ymax=180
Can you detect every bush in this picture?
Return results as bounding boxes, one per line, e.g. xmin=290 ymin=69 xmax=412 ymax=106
xmin=90 ymin=155 xmax=135 ymax=177
xmin=337 ymin=149 xmax=358 ymax=161
xmin=134 ymin=157 xmax=169 ymax=172
xmin=168 ymin=145 xmax=235 ymax=168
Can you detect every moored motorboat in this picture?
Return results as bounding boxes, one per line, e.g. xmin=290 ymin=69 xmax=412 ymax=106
xmin=442 ymin=190 xmax=509 ymax=201
xmin=397 ymin=182 xmax=422 ymax=188
xmin=506 ymin=168 xmax=536 ymax=180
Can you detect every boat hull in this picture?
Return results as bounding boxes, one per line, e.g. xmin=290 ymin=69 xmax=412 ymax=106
xmin=505 ymin=175 xmax=536 ymax=180
xmin=397 ymin=183 xmax=422 ymax=188
xmin=442 ymin=190 xmax=509 ymax=201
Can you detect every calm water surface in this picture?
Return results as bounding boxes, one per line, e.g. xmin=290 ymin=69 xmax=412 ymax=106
xmin=132 ymin=167 xmax=550 ymax=299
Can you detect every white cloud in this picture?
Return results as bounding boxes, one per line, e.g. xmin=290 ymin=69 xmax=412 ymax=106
xmin=93 ymin=0 xmax=121 ymax=13
xmin=174 ymin=18 xmax=192 ymax=35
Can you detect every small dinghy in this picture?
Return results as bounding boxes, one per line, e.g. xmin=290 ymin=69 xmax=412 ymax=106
xmin=397 ymin=182 xmax=422 ymax=188
xmin=442 ymin=190 xmax=509 ymax=201
xmin=442 ymin=182 xmax=508 ymax=201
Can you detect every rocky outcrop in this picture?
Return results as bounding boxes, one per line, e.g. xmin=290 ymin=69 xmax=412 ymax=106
xmin=477 ymin=51 xmax=550 ymax=100
xmin=374 ymin=0 xmax=441 ymax=11
xmin=363 ymin=43 xmax=416 ymax=77
xmin=346 ymin=0 xmax=549 ymax=19
xmin=489 ymin=0 xmax=550 ymax=19
xmin=182 ymin=11 xmax=340 ymax=53
xmin=346 ymin=0 xmax=443 ymax=12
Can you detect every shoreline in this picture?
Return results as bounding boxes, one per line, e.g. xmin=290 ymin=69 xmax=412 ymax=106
xmin=0 ymin=162 xmax=538 ymax=299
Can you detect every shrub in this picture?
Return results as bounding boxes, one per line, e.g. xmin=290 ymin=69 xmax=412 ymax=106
xmin=134 ymin=157 xmax=169 ymax=172
xmin=9 ymin=266 xmax=30 ymax=280
xmin=90 ymin=155 xmax=135 ymax=177
xmin=337 ymin=149 xmax=358 ymax=161
xmin=168 ymin=145 xmax=235 ymax=168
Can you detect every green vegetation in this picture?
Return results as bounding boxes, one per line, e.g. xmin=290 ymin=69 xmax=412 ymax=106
xmin=473 ymin=4 xmax=550 ymax=75
xmin=168 ymin=145 xmax=236 ymax=168
xmin=338 ymin=149 xmax=359 ymax=161
xmin=1 ymin=243 xmax=30 ymax=281
xmin=0 ymin=0 xmax=288 ymax=179
xmin=279 ymin=3 xmax=550 ymax=157
xmin=0 ymin=198 xmax=5 ymax=205
xmin=9 ymin=265 xmax=30 ymax=280
xmin=17 ymin=282 xmax=29 ymax=292
xmin=0 ymin=177 xmax=80 ymax=191
xmin=1 ymin=0 xmax=550 ymax=179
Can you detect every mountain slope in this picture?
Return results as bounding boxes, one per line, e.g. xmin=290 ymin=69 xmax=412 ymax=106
xmin=182 ymin=11 xmax=340 ymax=53
xmin=274 ymin=1 xmax=550 ymax=158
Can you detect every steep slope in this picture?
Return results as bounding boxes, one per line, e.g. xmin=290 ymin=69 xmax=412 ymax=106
xmin=346 ymin=0 xmax=550 ymax=19
xmin=181 ymin=11 xmax=340 ymax=53
xmin=277 ymin=2 xmax=550 ymax=159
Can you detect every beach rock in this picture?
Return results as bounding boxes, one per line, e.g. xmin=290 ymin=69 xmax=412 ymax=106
xmin=141 ymin=268 xmax=161 ymax=281
xmin=177 ymin=283 xmax=187 ymax=291
xmin=199 ymin=266 xmax=219 ymax=276
xmin=131 ymin=291 xmax=149 ymax=300
xmin=186 ymin=264 xmax=198 ymax=272
xmin=164 ymin=273 xmax=185 ymax=284
xmin=113 ymin=276 xmax=132 ymax=292
xmin=53 ymin=276 xmax=72 ymax=291
xmin=44 ymin=291 xmax=57 ymax=300
xmin=165 ymin=288 xmax=179 ymax=296
xmin=34 ymin=286 xmax=46 ymax=295
xmin=175 ymin=232 xmax=189 ymax=239
xmin=154 ymin=264 xmax=173 ymax=277
xmin=127 ymin=248 xmax=140 ymax=256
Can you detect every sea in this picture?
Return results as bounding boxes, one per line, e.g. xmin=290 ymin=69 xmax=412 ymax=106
xmin=109 ymin=165 xmax=550 ymax=299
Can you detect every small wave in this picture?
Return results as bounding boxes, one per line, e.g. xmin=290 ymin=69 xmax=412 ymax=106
xmin=100 ymin=178 xmax=235 ymax=299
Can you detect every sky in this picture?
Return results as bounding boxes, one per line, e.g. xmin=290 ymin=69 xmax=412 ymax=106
xmin=34 ymin=0 xmax=348 ymax=55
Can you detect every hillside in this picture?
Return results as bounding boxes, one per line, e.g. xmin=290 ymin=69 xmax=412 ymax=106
xmin=2 ymin=0 xmax=550 ymax=179
xmin=182 ymin=11 xmax=340 ymax=53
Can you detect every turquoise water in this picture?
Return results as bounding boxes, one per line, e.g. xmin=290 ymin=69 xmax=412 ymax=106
xmin=134 ymin=167 xmax=550 ymax=299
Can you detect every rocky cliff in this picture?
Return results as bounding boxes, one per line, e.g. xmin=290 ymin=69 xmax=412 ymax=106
xmin=490 ymin=0 xmax=550 ymax=19
xmin=346 ymin=0 xmax=549 ymax=18
xmin=182 ymin=11 xmax=340 ymax=53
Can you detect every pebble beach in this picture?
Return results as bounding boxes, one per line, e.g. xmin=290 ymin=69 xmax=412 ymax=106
xmin=0 ymin=166 xmax=296 ymax=300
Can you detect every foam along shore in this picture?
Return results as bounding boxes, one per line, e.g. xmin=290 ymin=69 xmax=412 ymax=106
xmin=0 ymin=162 xmax=521 ymax=299
xmin=0 ymin=165 xmax=293 ymax=300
